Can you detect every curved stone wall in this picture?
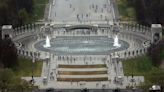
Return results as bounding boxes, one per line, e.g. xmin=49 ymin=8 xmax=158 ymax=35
xmin=12 ymin=23 xmax=152 ymax=59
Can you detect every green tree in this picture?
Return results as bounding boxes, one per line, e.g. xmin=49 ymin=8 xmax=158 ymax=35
xmin=0 ymin=69 xmax=32 ymax=91
xmin=127 ymin=0 xmax=164 ymax=26
xmin=148 ymin=39 xmax=164 ymax=67
xmin=18 ymin=8 xmax=30 ymax=24
xmin=0 ymin=38 xmax=18 ymax=68
xmin=0 ymin=69 xmax=15 ymax=92
xmin=0 ymin=0 xmax=34 ymax=27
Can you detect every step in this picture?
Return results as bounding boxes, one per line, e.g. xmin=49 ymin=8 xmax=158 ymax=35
xmin=57 ymin=74 xmax=108 ymax=78
xmin=57 ymin=68 xmax=107 ymax=71
xmin=58 ymin=71 xmax=108 ymax=75
xmin=58 ymin=64 xmax=107 ymax=68
xmin=57 ymin=77 xmax=108 ymax=82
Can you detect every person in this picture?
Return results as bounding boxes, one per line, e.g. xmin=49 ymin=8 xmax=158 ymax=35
xmin=86 ymin=14 xmax=88 ymax=17
xmin=52 ymin=76 xmax=54 ymax=80
xmin=50 ymin=75 xmax=52 ymax=80
xmin=50 ymin=72 xmax=53 ymax=76
xmin=100 ymin=15 xmax=103 ymax=19
xmin=92 ymin=4 xmax=94 ymax=8
xmin=96 ymin=83 xmax=99 ymax=87
xmin=70 ymin=4 xmax=72 ymax=8
xmin=30 ymin=76 xmax=35 ymax=84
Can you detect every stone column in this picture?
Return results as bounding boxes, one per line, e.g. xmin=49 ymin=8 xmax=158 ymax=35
xmin=28 ymin=24 xmax=31 ymax=31
xmin=24 ymin=25 xmax=27 ymax=33
xmin=32 ymin=24 xmax=35 ymax=31
xmin=14 ymin=28 xmax=17 ymax=37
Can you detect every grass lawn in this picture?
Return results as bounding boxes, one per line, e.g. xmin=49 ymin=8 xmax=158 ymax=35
xmin=33 ymin=0 xmax=49 ymax=20
xmin=123 ymin=55 xmax=164 ymax=91
xmin=116 ymin=0 xmax=136 ymax=21
xmin=123 ymin=56 xmax=153 ymax=76
xmin=14 ymin=57 xmax=43 ymax=77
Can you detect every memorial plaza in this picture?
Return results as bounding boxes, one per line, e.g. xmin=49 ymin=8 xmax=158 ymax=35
xmin=1 ymin=0 xmax=162 ymax=91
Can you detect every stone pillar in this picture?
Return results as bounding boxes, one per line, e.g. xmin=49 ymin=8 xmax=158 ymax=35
xmin=2 ymin=25 xmax=13 ymax=39
xmin=136 ymin=24 xmax=139 ymax=32
xmin=17 ymin=27 xmax=20 ymax=35
xmin=143 ymin=26 xmax=146 ymax=33
xmin=13 ymin=28 xmax=17 ymax=37
xmin=28 ymin=24 xmax=31 ymax=31
xmin=151 ymin=24 xmax=162 ymax=43
xmin=20 ymin=26 xmax=23 ymax=34
xmin=32 ymin=24 xmax=35 ymax=31
xmin=24 ymin=25 xmax=27 ymax=33
xmin=121 ymin=23 xmax=125 ymax=31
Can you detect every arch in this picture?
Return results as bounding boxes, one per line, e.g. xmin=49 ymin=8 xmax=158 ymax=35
xmin=144 ymin=48 xmax=146 ymax=53
xmin=18 ymin=49 xmax=21 ymax=54
xmin=30 ymin=51 xmax=33 ymax=57
xmin=26 ymin=51 xmax=29 ymax=56
xmin=132 ymin=51 xmax=135 ymax=56
xmin=124 ymin=52 xmax=127 ymax=57
xmin=153 ymin=33 xmax=160 ymax=43
xmin=136 ymin=50 xmax=139 ymax=55
xmin=22 ymin=50 xmax=25 ymax=55
xmin=128 ymin=51 xmax=131 ymax=56
xmin=140 ymin=49 xmax=142 ymax=54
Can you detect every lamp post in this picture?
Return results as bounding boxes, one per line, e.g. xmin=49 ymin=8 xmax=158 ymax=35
xmin=30 ymin=54 xmax=35 ymax=92
xmin=131 ymin=72 xmax=136 ymax=89
xmin=112 ymin=52 xmax=120 ymax=85
xmin=32 ymin=54 xmax=35 ymax=83
xmin=130 ymin=56 xmax=135 ymax=90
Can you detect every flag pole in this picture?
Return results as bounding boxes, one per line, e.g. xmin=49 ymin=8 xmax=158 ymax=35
xmin=32 ymin=53 xmax=35 ymax=85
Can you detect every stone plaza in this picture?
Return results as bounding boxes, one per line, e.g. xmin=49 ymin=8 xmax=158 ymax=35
xmin=2 ymin=0 xmax=163 ymax=90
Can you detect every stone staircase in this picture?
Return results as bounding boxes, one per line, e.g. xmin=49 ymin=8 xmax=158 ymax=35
xmin=57 ymin=64 xmax=108 ymax=82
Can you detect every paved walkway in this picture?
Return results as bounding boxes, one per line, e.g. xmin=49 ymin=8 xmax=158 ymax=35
xmin=22 ymin=53 xmax=144 ymax=89
xmin=49 ymin=0 xmax=115 ymax=23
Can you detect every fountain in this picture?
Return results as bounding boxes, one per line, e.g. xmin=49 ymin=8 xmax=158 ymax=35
xmin=43 ymin=36 xmax=51 ymax=48
xmin=113 ymin=35 xmax=121 ymax=47
xmin=35 ymin=36 xmax=129 ymax=55
xmin=83 ymin=40 xmax=89 ymax=43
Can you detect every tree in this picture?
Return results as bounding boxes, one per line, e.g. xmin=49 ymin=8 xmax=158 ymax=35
xmin=127 ymin=0 xmax=164 ymax=26
xmin=0 ymin=68 xmax=15 ymax=92
xmin=0 ymin=38 xmax=18 ymax=68
xmin=0 ymin=69 xmax=32 ymax=92
xmin=18 ymin=8 xmax=30 ymax=24
xmin=148 ymin=39 xmax=164 ymax=67
xmin=0 ymin=0 xmax=34 ymax=27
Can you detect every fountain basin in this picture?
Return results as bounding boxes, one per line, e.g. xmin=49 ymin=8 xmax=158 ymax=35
xmin=34 ymin=36 xmax=129 ymax=55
